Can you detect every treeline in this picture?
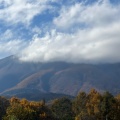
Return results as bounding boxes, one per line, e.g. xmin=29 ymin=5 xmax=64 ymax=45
xmin=0 ymin=89 xmax=120 ymax=120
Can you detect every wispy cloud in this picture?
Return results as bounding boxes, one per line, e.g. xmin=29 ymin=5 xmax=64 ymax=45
xmin=0 ymin=29 xmax=26 ymax=58
xmin=0 ymin=39 xmax=25 ymax=58
xmin=0 ymin=0 xmax=56 ymax=25
xmin=53 ymin=0 xmax=120 ymax=30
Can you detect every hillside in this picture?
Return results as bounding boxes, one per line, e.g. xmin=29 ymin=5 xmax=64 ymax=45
xmin=0 ymin=56 xmax=120 ymax=98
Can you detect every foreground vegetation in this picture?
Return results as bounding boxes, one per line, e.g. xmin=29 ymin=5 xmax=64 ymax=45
xmin=0 ymin=89 xmax=120 ymax=120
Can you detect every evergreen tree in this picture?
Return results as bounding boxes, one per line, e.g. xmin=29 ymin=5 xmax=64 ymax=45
xmin=73 ymin=92 xmax=88 ymax=120
xmin=101 ymin=91 xmax=116 ymax=120
xmin=51 ymin=97 xmax=74 ymax=120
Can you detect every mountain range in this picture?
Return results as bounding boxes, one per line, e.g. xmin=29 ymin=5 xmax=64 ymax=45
xmin=0 ymin=56 xmax=120 ymax=100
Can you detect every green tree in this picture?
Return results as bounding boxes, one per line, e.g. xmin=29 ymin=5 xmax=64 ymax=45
xmin=101 ymin=91 xmax=116 ymax=120
xmin=51 ymin=97 xmax=74 ymax=120
xmin=0 ymin=96 xmax=9 ymax=120
xmin=110 ymin=94 xmax=120 ymax=120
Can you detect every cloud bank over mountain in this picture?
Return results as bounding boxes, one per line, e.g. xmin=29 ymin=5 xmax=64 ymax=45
xmin=0 ymin=0 xmax=120 ymax=63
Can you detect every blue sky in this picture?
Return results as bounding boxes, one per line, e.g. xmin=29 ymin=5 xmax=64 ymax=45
xmin=0 ymin=0 xmax=120 ymax=63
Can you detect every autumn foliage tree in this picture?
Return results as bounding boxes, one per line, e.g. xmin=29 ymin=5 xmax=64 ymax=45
xmin=86 ymin=89 xmax=102 ymax=120
xmin=72 ymin=92 xmax=88 ymax=120
xmin=3 ymin=97 xmax=54 ymax=120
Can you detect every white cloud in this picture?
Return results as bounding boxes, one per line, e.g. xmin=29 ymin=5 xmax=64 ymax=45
xmin=0 ymin=29 xmax=26 ymax=59
xmin=0 ymin=29 xmax=13 ymax=41
xmin=0 ymin=40 xmax=25 ymax=58
xmin=31 ymin=26 xmax=41 ymax=34
xmin=53 ymin=0 xmax=120 ymax=30
xmin=19 ymin=22 xmax=120 ymax=63
xmin=19 ymin=0 xmax=120 ymax=63
xmin=0 ymin=0 xmax=120 ymax=63
xmin=0 ymin=0 xmax=56 ymax=25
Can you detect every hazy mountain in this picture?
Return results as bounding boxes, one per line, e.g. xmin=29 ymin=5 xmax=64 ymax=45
xmin=0 ymin=56 xmax=120 ymax=99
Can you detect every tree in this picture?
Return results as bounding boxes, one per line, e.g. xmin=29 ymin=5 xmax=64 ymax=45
xmin=86 ymin=89 xmax=102 ymax=120
xmin=3 ymin=97 xmax=55 ymax=120
xmin=101 ymin=91 xmax=116 ymax=120
xmin=72 ymin=92 xmax=88 ymax=120
xmin=3 ymin=102 xmax=35 ymax=120
xmin=110 ymin=94 xmax=120 ymax=120
xmin=51 ymin=97 xmax=74 ymax=120
xmin=0 ymin=96 xmax=9 ymax=120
